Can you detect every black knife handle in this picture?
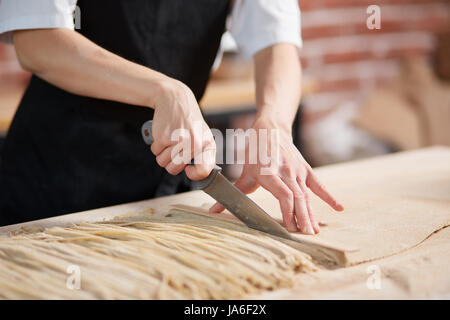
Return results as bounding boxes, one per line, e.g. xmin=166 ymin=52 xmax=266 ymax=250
xmin=141 ymin=120 xmax=155 ymax=145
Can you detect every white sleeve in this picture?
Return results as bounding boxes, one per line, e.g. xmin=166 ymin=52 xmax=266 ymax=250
xmin=0 ymin=0 xmax=77 ymax=44
xmin=228 ymin=0 xmax=302 ymax=59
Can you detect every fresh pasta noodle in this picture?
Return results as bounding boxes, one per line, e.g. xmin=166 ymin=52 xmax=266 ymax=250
xmin=0 ymin=211 xmax=319 ymax=299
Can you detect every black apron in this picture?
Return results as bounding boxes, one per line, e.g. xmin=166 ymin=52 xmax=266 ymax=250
xmin=0 ymin=0 xmax=230 ymax=226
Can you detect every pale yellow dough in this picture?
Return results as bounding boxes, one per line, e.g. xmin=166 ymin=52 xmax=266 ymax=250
xmin=0 ymin=211 xmax=318 ymax=300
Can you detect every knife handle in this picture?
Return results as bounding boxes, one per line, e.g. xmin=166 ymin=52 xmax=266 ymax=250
xmin=141 ymin=120 xmax=155 ymax=145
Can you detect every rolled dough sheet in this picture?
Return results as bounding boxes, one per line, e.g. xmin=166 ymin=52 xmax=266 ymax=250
xmin=175 ymin=147 xmax=450 ymax=266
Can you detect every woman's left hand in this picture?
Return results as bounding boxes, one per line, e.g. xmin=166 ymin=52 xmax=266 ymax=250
xmin=209 ymin=117 xmax=344 ymax=235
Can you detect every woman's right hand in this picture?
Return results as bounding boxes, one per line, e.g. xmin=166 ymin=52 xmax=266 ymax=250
xmin=150 ymin=79 xmax=216 ymax=181
xmin=12 ymin=29 xmax=216 ymax=181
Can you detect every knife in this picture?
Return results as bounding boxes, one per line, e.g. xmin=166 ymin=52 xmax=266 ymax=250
xmin=141 ymin=120 xmax=294 ymax=241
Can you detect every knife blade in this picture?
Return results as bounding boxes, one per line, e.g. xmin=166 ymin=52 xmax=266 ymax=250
xmin=141 ymin=120 xmax=294 ymax=240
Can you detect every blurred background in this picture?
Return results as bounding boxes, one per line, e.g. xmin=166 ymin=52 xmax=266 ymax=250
xmin=0 ymin=0 xmax=449 ymax=180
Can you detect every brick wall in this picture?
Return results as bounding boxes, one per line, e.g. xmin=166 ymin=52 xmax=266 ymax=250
xmin=299 ymin=0 xmax=450 ymax=112
xmin=1 ymin=2 xmax=450 ymax=118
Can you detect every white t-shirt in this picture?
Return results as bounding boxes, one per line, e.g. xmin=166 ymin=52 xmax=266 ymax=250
xmin=0 ymin=0 xmax=302 ymax=58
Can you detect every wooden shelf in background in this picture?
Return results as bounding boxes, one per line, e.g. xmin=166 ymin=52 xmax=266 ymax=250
xmin=201 ymin=78 xmax=316 ymax=116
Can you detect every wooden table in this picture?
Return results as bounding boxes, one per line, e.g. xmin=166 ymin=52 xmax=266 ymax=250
xmin=201 ymin=77 xmax=316 ymax=115
xmin=1 ymin=147 xmax=449 ymax=299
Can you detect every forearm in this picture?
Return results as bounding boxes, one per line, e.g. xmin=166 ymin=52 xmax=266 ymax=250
xmin=253 ymin=43 xmax=302 ymax=132
xmin=13 ymin=28 xmax=173 ymax=109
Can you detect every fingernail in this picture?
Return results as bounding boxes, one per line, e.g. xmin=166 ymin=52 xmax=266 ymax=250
xmin=303 ymin=226 xmax=315 ymax=235
xmin=287 ymin=225 xmax=298 ymax=232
